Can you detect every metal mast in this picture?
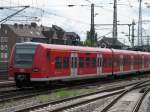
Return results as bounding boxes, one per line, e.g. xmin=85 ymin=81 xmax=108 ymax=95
xmin=90 ymin=3 xmax=95 ymax=46
xmin=137 ymin=0 xmax=142 ymax=47
xmin=132 ymin=20 xmax=135 ymax=47
xmin=112 ymin=0 xmax=117 ymax=48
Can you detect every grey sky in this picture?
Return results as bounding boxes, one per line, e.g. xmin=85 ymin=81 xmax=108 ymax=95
xmin=0 ymin=0 xmax=150 ymax=45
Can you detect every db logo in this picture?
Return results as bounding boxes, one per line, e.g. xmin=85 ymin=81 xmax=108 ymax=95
xmin=20 ymin=69 xmax=25 ymax=72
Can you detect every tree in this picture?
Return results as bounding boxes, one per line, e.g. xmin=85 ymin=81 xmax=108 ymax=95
xmin=84 ymin=31 xmax=98 ymax=46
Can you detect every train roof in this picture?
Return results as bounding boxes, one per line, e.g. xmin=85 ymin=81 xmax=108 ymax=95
xmin=17 ymin=42 xmax=112 ymax=53
xmin=112 ymin=49 xmax=138 ymax=54
xmin=15 ymin=42 xmax=150 ymax=55
xmin=16 ymin=42 xmax=40 ymax=46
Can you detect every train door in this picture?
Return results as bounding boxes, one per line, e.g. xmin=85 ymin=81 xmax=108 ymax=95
xmin=97 ymin=54 xmax=102 ymax=75
xmin=120 ymin=55 xmax=123 ymax=72
xmin=71 ymin=52 xmax=77 ymax=77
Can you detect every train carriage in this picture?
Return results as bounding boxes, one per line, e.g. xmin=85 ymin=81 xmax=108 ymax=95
xmin=8 ymin=42 xmax=150 ymax=88
xmin=139 ymin=52 xmax=150 ymax=72
xmin=101 ymin=49 xmax=112 ymax=75
xmin=121 ymin=50 xmax=136 ymax=74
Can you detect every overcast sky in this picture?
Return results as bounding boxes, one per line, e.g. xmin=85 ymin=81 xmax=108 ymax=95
xmin=0 ymin=0 xmax=150 ymax=45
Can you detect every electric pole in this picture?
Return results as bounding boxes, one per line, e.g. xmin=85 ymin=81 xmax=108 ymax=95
xmin=147 ymin=35 xmax=149 ymax=47
xmin=90 ymin=3 xmax=95 ymax=46
xmin=132 ymin=20 xmax=135 ymax=48
xmin=137 ymin=0 xmax=142 ymax=47
xmin=112 ymin=0 xmax=117 ymax=48
xmin=128 ymin=24 xmax=131 ymax=42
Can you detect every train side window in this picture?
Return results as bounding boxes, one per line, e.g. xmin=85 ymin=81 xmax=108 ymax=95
xmin=123 ymin=57 xmax=124 ymax=65
xmin=134 ymin=57 xmax=136 ymax=65
xmin=136 ymin=57 xmax=139 ymax=65
xmin=55 ymin=57 xmax=62 ymax=69
xmin=145 ymin=58 xmax=149 ymax=65
xmin=103 ymin=57 xmax=106 ymax=67
xmin=92 ymin=58 xmax=96 ymax=67
xmin=123 ymin=56 xmax=127 ymax=65
xmin=79 ymin=57 xmax=84 ymax=68
xmin=128 ymin=56 xmax=130 ymax=65
xmin=135 ymin=57 xmax=137 ymax=65
xmin=144 ymin=58 xmax=147 ymax=65
xmin=86 ymin=57 xmax=90 ymax=67
xmin=46 ymin=51 xmax=50 ymax=61
xmin=109 ymin=58 xmax=112 ymax=67
xmin=63 ymin=57 xmax=69 ymax=68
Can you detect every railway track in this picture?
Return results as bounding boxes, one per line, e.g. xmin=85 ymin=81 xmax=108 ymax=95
xmin=100 ymin=81 xmax=150 ymax=112
xmin=0 ymin=76 xmax=149 ymax=112
xmin=0 ymin=80 xmax=15 ymax=94
xmin=0 ymin=76 xmax=136 ymax=103
xmin=0 ymin=81 xmax=15 ymax=87
xmin=132 ymin=88 xmax=150 ymax=112
xmin=0 ymin=79 xmax=123 ymax=104
xmin=0 ymin=70 xmax=8 ymax=80
xmin=10 ymin=78 xmax=150 ymax=112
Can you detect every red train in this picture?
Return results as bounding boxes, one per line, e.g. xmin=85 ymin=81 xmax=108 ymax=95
xmin=9 ymin=42 xmax=150 ymax=87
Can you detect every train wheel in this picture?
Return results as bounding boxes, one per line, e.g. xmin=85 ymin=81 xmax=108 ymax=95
xmin=16 ymin=81 xmax=23 ymax=88
xmin=15 ymin=81 xmax=31 ymax=88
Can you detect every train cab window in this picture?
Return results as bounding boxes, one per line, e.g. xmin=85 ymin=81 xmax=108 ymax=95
xmin=63 ymin=57 xmax=69 ymax=68
xmin=79 ymin=57 xmax=84 ymax=68
xmin=86 ymin=57 xmax=90 ymax=67
xmin=55 ymin=57 xmax=62 ymax=69
xmin=92 ymin=58 xmax=96 ymax=67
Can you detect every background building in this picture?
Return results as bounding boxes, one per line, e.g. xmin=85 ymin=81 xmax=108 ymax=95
xmin=97 ymin=36 xmax=129 ymax=49
xmin=0 ymin=23 xmax=80 ymax=73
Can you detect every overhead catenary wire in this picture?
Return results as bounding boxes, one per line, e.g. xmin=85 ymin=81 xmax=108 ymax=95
xmin=0 ymin=0 xmax=138 ymax=25
xmin=0 ymin=0 xmax=148 ymax=45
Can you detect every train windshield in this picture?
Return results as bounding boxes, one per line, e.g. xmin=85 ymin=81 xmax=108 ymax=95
xmin=14 ymin=44 xmax=37 ymax=67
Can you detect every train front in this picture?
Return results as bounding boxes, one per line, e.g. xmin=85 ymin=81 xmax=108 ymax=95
xmin=9 ymin=42 xmax=39 ymax=88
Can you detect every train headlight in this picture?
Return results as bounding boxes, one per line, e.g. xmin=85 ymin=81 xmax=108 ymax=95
xmin=32 ymin=68 xmax=40 ymax=72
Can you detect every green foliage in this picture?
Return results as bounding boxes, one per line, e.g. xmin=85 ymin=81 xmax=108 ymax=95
xmin=84 ymin=39 xmax=92 ymax=46
xmin=84 ymin=31 xmax=98 ymax=46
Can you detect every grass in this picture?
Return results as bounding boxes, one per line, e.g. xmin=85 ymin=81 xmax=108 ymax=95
xmin=0 ymin=85 xmax=99 ymax=109
xmin=36 ymin=87 xmax=98 ymax=103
